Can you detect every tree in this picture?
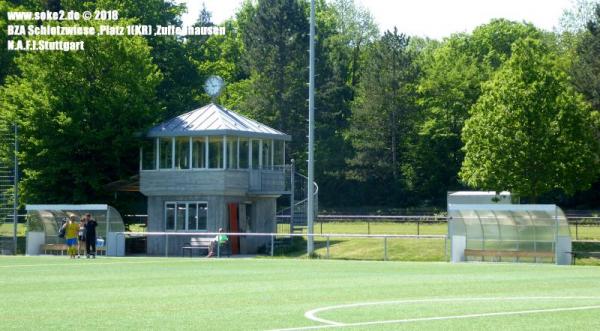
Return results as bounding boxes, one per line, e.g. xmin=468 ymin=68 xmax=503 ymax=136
xmin=0 ymin=28 xmax=161 ymax=203
xmin=311 ymin=0 xmax=377 ymax=206
xmin=558 ymin=0 xmax=600 ymax=33
xmin=346 ymin=29 xmax=419 ymax=204
xmin=571 ymin=5 xmax=600 ymax=111
xmin=238 ymin=0 xmax=309 ymax=160
xmin=407 ymin=20 xmax=544 ymax=204
xmin=460 ymin=38 xmax=599 ymax=201
xmin=195 ymin=18 xmax=246 ymax=106
xmin=405 ymin=35 xmax=479 ymax=202
xmin=0 ymin=0 xmax=43 ymax=83
xmin=562 ymin=4 xmax=600 ymax=207
xmin=329 ymin=0 xmax=378 ymax=88
xmin=69 ymin=0 xmax=199 ymax=119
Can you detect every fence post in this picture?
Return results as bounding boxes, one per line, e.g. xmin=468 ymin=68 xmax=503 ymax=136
xmin=368 ymin=220 xmax=371 ymax=235
xmin=575 ymin=219 xmax=579 ymax=240
xmin=165 ymin=233 xmax=168 ymax=257
xmin=444 ymin=236 xmax=448 ymax=261
xmin=417 ymin=218 xmax=420 ymax=236
xmin=270 ymin=234 xmax=274 ymax=256
xmin=384 ymin=237 xmax=388 ymax=261
xmin=326 ymin=236 xmax=330 ymax=259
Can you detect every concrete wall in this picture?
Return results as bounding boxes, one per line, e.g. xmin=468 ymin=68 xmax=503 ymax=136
xmin=140 ymin=170 xmax=249 ymax=196
xmin=241 ymin=198 xmax=276 ymax=254
xmin=140 ymin=169 xmax=286 ymax=196
xmin=251 ymin=170 xmax=286 ymax=193
xmin=146 ymin=194 xmax=277 ymax=256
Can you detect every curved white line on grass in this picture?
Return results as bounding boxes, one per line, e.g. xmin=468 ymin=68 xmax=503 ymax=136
xmin=274 ymin=304 xmax=600 ymax=330
xmin=305 ymin=296 xmax=600 ymax=325
xmin=269 ymin=296 xmax=600 ymax=331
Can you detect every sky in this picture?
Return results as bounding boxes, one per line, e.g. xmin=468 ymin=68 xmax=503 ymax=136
xmin=178 ymin=0 xmax=574 ymax=39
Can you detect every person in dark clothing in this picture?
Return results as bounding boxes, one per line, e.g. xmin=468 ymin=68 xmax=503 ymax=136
xmin=83 ymin=213 xmax=98 ymax=258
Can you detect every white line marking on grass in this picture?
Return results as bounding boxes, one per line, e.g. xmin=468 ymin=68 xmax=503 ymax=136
xmin=0 ymin=259 xmax=207 ymax=268
xmin=275 ymin=305 xmax=600 ymax=330
xmin=269 ymin=296 xmax=600 ymax=331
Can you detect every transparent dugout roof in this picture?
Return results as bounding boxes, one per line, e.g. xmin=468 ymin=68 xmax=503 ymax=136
xmin=26 ymin=204 xmax=125 ymax=244
xmin=448 ymin=204 xmax=569 ymax=253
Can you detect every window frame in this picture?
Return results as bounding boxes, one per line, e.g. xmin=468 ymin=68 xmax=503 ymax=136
xmin=164 ymin=201 xmax=208 ymax=232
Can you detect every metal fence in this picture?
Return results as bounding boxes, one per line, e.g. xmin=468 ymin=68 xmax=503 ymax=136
xmin=117 ymin=231 xmax=447 ymax=261
xmin=121 ymin=214 xmax=600 ymax=241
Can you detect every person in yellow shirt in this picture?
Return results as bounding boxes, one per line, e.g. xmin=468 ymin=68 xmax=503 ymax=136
xmin=62 ymin=216 xmax=80 ymax=259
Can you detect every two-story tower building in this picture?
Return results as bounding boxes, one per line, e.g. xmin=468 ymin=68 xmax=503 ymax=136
xmin=139 ymin=102 xmax=291 ymax=255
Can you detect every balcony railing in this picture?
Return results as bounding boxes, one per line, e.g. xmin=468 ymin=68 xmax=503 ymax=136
xmin=140 ymin=165 xmax=291 ymax=195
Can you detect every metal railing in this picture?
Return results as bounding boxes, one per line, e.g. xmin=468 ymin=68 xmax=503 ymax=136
xmin=118 ymin=214 xmax=600 ymax=240
xmin=275 ymin=162 xmax=318 ymax=233
xmin=117 ymin=231 xmax=447 ymax=260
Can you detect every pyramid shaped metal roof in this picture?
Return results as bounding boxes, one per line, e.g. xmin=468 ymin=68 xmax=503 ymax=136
xmin=147 ymin=103 xmax=290 ymax=140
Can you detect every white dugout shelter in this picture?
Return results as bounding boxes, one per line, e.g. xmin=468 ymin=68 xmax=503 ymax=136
xmin=448 ymin=204 xmax=572 ymax=265
xmin=25 ymin=204 xmax=125 ymax=256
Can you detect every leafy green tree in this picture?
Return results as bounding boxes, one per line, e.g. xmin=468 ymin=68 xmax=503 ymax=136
xmin=195 ymin=19 xmax=246 ymax=106
xmin=0 ymin=30 xmax=161 ymax=203
xmin=238 ymin=0 xmax=309 ymax=160
xmin=69 ymin=0 xmax=198 ymax=119
xmin=408 ymin=20 xmax=544 ymax=204
xmin=0 ymin=0 xmax=14 ymax=83
xmin=346 ymin=29 xmax=419 ymax=204
xmin=571 ymin=5 xmax=600 ymax=110
xmin=561 ymin=4 xmax=600 ymax=207
xmin=406 ymin=36 xmax=479 ymax=202
xmin=308 ymin=0 xmax=356 ymax=206
xmin=329 ymin=0 xmax=378 ymax=88
xmin=0 ymin=0 xmax=42 ymax=83
xmin=460 ymin=38 xmax=599 ymax=201
xmin=559 ymin=0 xmax=600 ymax=33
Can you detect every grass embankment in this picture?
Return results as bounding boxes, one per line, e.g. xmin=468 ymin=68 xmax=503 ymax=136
xmin=277 ymin=221 xmax=600 ymax=265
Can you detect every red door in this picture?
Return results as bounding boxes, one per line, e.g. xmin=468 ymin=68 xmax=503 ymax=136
xmin=228 ymin=203 xmax=240 ymax=254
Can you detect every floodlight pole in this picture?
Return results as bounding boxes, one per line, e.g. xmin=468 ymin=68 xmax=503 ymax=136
xmin=307 ymin=0 xmax=316 ymax=256
xmin=13 ymin=123 xmax=18 ymax=255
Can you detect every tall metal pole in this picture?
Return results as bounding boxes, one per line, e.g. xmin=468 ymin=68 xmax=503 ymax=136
xmin=13 ymin=124 xmax=18 ymax=255
xmin=307 ymin=0 xmax=316 ymax=256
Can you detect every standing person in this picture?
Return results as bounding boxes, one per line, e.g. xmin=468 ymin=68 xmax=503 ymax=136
xmin=77 ymin=217 xmax=87 ymax=258
xmin=83 ymin=213 xmax=98 ymax=258
xmin=64 ymin=216 xmax=80 ymax=259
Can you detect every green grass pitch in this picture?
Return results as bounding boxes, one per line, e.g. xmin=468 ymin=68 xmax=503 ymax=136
xmin=2 ymin=256 xmax=600 ymax=330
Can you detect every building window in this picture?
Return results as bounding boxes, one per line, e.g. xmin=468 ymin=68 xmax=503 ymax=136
xmin=175 ymin=137 xmax=190 ymax=169
xmin=208 ymin=136 xmax=223 ymax=168
xmin=165 ymin=202 xmax=208 ymax=231
xmin=159 ymin=137 xmax=172 ymax=169
xmin=227 ymin=137 xmax=238 ymax=169
xmin=192 ymin=137 xmax=206 ymax=168
xmin=262 ymin=140 xmax=272 ymax=169
xmin=274 ymin=140 xmax=285 ymax=167
xmin=251 ymin=139 xmax=260 ymax=169
xmin=239 ymin=138 xmax=249 ymax=169
xmin=165 ymin=203 xmax=175 ymax=229
xmin=141 ymin=139 xmax=156 ymax=170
